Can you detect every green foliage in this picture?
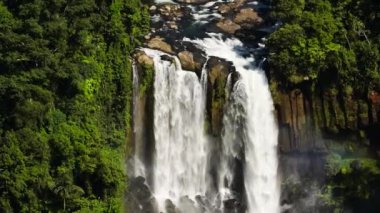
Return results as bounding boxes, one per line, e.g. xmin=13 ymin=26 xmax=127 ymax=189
xmin=268 ymin=0 xmax=380 ymax=92
xmin=139 ymin=63 xmax=155 ymax=97
xmin=269 ymin=1 xmax=380 ymax=210
xmin=322 ymin=153 xmax=380 ymax=211
xmin=0 ymin=0 xmax=149 ymax=212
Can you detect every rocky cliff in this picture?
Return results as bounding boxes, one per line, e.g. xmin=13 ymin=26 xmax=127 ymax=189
xmin=271 ymin=83 xmax=380 ymax=153
xmin=138 ymin=0 xmax=380 ymax=154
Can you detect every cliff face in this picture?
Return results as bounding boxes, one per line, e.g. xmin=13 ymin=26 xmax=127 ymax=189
xmin=133 ymin=51 xmax=156 ymax=184
xmin=272 ymin=84 xmax=380 ymax=153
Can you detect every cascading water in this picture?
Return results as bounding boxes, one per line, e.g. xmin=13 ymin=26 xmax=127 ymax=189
xmin=134 ymin=1 xmax=280 ymax=212
xmin=189 ymin=34 xmax=280 ymax=213
xmin=142 ymin=48 xmax=209 ymax=212
xmin=132 ymin=62 xmax=146 ymax=178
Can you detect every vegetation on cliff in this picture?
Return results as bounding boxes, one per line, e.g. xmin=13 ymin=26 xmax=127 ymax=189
xmin=0 ymin=0 xmax=149 ymax=211
xmin=268 ymin=0 xmax=380 ymax=211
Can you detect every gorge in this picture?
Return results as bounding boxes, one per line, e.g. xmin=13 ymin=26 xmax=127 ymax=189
xmin=132 ymin=1 xmax=280 ymax=212
xmin=0 ymin=0 xmax=379 ymax=212
xmin=129 ymin=0 xmax=380 ymax=212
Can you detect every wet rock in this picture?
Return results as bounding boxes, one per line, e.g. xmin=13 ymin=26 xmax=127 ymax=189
xmin=135 ymin=51 xmax=154 ymax=67
xmin=173 ymin=41 xmax=207 ymax=77
xmin=125 ymin=176 xmax=158 ymax=213
xmin=223 ymin=198 xmax=237 ymax=209
xmin=178 ymin=196 xmax=199 ymax=212
xmin=217 ymin=0 xmax=246 ymax=14
xmin=147 ymin=36 xmax=174 ymax=54
xmin=165 ymin=199 xmax=177 ymax=213
xmin=178 ymin=51 xmax=196 ymax=71
xmin=206 ymin=56 xmax=236 ymax=85
xmin=233 ymin=8 xmax=263 ymax=26
xmin=235 ymin=28 xmax=257 ymax=40
xmin=160 ymin=55 xmax=175 ymax=63
xmin=229 ymin=72 xmax=241 ymax=91
xmin=157 ymin=3 xmax=183 ymax=20
xmin=216 ymin=19 xmax=241 ymax=34
xmin=206 ymin=57 xmax=236 ymax=136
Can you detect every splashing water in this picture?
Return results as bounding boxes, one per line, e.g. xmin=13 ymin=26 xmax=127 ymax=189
xmin=142 ymin=48 xmax=209 ymax=212
xmin=189 ymin=34 xmax=280 ymax=213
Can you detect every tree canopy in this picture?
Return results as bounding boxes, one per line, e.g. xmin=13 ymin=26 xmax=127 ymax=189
xmin=268 ymin=0 xmax=380 ymax=94
xmin=0 ymin=0 xmax=149 ymax=211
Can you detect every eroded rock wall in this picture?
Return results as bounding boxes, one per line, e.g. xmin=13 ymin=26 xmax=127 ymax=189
xmin=272 ymin=84 xmax=380 ymax=153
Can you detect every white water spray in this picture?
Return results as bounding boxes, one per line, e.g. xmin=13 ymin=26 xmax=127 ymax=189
xmin=189 ymin=34 xmax=280 ymax=213
xmin=142 ymin=48 xmax=208 ymax=212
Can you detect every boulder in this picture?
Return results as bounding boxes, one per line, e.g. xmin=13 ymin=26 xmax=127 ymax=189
xmin=147 ymin=36 xmax=174 ymax=54
xmin=178 ymin=196 xmax=199 ymax=212
xmin=206 ymin=56 xmax=235 ymax=85
xmin=158 ymin=3 xmax=183 ymax=20
xmin=233 ymin=8 xmax=263 ymax=26
xmin=135 ymin=51 xmax=154 ymax=67
xmin=216 ymin=19 xmax=241 ymax=34
xmin=165 ymin=199 xmax=177 ymax=213
xmin=173 ymin=41 xmax=207 ymax=77
xmin=125 ymin=177 xmax=159 ymax=213
xmin=178 ymin=51 xmax=196 ymax=71
xmin=217 ymin=0 xmax=246 ymax=14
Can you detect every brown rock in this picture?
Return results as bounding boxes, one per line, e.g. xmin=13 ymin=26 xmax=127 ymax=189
xmin=178 ymin=51 xmax=196 ymax=71
xmin=135 ymin=51 xmax=154 ymax=67
xmin=217 ymin=0 xmax=246 ymax=14
xmin=205 ymin=57 xmax=236 ymax=136
xmin=216 ymin=19 xmax=241 ymax=34
xmin=158 ymin=4 xmax=183 ymax=19
xmin=233 ymin=8 xmax=263 ymax=25
xmin=147 ymin=36 xmax=174 ymax=54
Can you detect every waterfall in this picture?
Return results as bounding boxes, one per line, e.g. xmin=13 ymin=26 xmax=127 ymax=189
xmin=189 ymin=34 xmax=280 ymax=213
xmin=132 ymin=62 xmax=147 ymax=178
xmin=134 ymin=1 xmax=280 ymax=212
xmin=142 ymin=48 xmax=209 ymax=211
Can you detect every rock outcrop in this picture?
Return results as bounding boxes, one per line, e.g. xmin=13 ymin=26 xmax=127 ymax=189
xmin=234 ymin=8 xmax=263 ymax=26
xmin=205 ymin=57 xmax=236 ymax=136
xmin=216 ymin=19 xmax=241 ymax=34
xmin=147 ymin=36 xmax=174 ymax=54
xmin=133 ymin=51 xmax=155 ymax=184
xmin=273 ymin=84 xmax=380 ymax=153
xmin=125 ymin=177 xmax=158 ymax=213
xmin=175 ymin=41 xmax=207 ymax=77
xmin=217 ymin=0 xmax=246 ymax=14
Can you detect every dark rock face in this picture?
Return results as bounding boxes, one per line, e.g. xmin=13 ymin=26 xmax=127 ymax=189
xmin=174 ymin=41 xmax=207 ymax=77
xmin=165 ymin=199 xmax=177 ymax=213
xmin=125 ymin=177 xmax=158 ymax=213
xmin=272 ymin=85 xmax=380 ymax=153
xmin=205 ymin=57 xmax=236 ymax=136
xmin=133 ymin=51 xmax=156 ymax=185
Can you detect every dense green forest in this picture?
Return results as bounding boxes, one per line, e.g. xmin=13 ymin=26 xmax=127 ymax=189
xmin=0 ymin=0 xmax=149 ymax=211
xmin=268 ymin=0 xmax=380 ymax=93
xmin=1 ymin=0 xmax=379 ymax=212
xmin=268 ymin=0 xmax=380 ymax=211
